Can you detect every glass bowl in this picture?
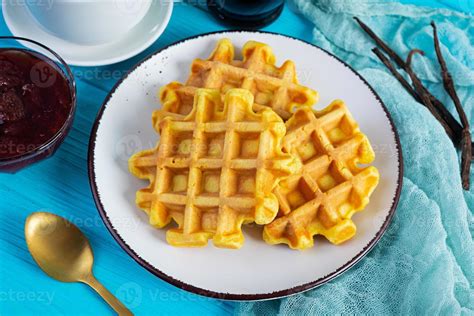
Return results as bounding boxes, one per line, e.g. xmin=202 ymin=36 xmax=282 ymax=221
xmin=0 ymin=36 xmax=76 ymax=172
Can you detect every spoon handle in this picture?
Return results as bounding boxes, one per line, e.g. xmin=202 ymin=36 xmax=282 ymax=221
xmin=83 ymin=274 xmax=133 ymax=316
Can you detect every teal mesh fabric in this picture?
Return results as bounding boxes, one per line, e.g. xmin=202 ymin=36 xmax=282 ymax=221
xmin=236 ymin=1 xmax=473 ymax=314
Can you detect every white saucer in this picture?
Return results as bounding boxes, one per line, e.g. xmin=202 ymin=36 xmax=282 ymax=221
xmin=2 ymin=1 xmax=173 ymax=67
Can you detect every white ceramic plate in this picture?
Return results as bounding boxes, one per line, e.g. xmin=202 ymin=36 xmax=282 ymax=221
xmin=89 ymin=31 xmax=402 ymax=300
xmin=2 ymin=1 xmax=172 ymax=66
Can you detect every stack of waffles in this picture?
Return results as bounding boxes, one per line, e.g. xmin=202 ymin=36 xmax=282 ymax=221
xmin=129 ymin=39 xmax=379 ymax=250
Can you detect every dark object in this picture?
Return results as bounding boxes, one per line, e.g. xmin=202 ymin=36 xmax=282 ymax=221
xmin=207 ymin=0 xmax=284 ymax=29
xmin=354 ymin=17 xmax=472 ymax=189
xmin=0 ymin=37 xmax=76 ymax=172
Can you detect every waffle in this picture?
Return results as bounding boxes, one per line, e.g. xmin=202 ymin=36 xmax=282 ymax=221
xmin=158 ymin=38 xmax=318 ymax=121
xmin=264 ymin=102 xmax=379 ymax=250
xmin=129 ymin=88 xmax=301 ymax=249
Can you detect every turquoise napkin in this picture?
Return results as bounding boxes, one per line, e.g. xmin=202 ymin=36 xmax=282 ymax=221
xmin=237 ymin=1 xmax=474 ymax=314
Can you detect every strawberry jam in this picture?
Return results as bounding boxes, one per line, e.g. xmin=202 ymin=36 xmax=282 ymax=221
xmin=0 ymin=48 xmax=73 ymax=160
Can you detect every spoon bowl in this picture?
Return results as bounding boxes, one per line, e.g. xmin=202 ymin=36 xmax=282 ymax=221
xmin=25 ymin=212 xmax=132 ymax=315
xmin=25 ymin=212 xmax=93 ymax=282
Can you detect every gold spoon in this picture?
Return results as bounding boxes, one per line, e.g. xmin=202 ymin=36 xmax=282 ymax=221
xmin=25 ymin=212 xmax=133 ymax=316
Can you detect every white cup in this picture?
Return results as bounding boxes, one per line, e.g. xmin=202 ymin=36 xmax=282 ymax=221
xmin=26 ymin=0 xmax=153 ymax=45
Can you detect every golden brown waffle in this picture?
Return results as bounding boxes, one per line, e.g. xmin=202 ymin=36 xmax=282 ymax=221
xmin=264 ymin=102 xmax=379 ymax=250
xmin=158 ymin=38 xmax=318 ymax=120
xmin=130 ymin=88 xmax=301 ymax=249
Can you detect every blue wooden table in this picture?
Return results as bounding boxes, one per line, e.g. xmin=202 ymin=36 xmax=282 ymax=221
xmin=0 ymin=1 xmax=469 ymax=315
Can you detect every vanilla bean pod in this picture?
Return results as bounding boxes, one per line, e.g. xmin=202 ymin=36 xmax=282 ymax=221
xmin=431 ymin=21 xmax=471 ymax=189
xmin=356 ymin=17 xmax=473 ymax=188
xmin=374 ymin=46 xmax=474 ymax=157
xmin=372 ymin=47 xmax=456 ymax=142
xmin=372 ymin=48 xmax=420 ymax=102
xmin=354 ymin=17 xmax=405 ymax=68
xmin=355 ymin=17 xmax=463 ymax=142
xmin=402 ymin=49 xmax=457 ymax=141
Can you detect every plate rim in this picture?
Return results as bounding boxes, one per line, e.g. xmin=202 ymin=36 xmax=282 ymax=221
xmin=88 ymin=30 xmax=404 ymax=301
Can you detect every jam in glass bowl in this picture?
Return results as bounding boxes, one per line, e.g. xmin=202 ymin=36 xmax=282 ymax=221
xmin=0 ymin=37 xmax=76 ymax=172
